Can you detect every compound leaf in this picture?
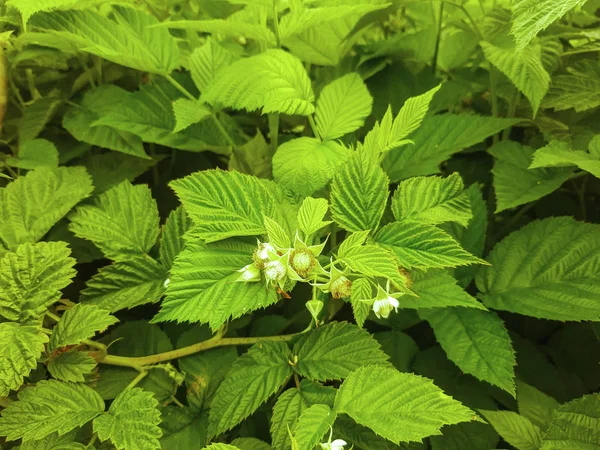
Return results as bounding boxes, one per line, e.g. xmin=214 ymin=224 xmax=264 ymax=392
xmin=209 ymin=342 xmax=292 ymax=437
xmin=315 ymin=73 xmax=372 ymax=140
xmin=294 ymin=322 xmax=389 ymax=382
xmin=476 ymin=217 xmax=600 ymax=321
xmin=202 ymin=49 xmax=315 ymax=116
xmin=419 ymin=308 xmax=516 ymax=395
xmin=0 ymin=380 xmax=104 ymax=442
xmin=0 ymin=323 xmax=48 ymax=396
xmin=93 ymin=388 xmax=162 ymax=450
xmin=330 ymin=151 xmax=388 ymax=232
xmin=391 ymin=173 xmax=471 ymax=227
xmin=335 ymin=366 xmax=475 ymax=443
xmin=69 ymin=180 xmax=160 ymax=261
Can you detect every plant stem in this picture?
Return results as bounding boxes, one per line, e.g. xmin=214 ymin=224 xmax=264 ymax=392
xmin=272 ymin=1 xmax=281 ymax=48
xmin=269 ymin=113 xmax=280 ymax=153
xmin=432 ymin=2 xmax=444 ymax=74
xmin=98 ymin=333 xmax=301 ymax=368
xmin=164 ymin=74 xmax=196 ymax=101
xmin=149 ymin=143 xmax=160 ymax=186
xmin=211 ymin=113 xmax=237 ymax=149
xmin=502 ymin=90 xmax=520 ymax=140
xmin=125 ymin=370 xmax=148 ymax=390
xmin=308 ymin=115 xmax=320 ymax=139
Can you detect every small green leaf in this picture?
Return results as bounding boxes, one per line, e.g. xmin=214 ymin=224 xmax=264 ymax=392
xmin=350 ymin=278 xmax=373 ymax=328
xmin=172 ymin=99 xmax=212 ymax=133
xmin=315 ymin=73 xmax=372 ymax=140
xmin=18 ymin=431 xmax=87 ymax=450
xmin=294 ymin=322 xmax=389 ymax=381
xmin=7 ymin=139 xmax=59 ymax=169
xmin=209 ymin=342 xmax=293 ymax=437
xmin=335 ymin=366 xmax=475 ymax=443
xmin=159 ymin=206 xmax=191 ymax=270
xmin=480 ymin=410 xmax=541 ymax=450
xmin=293 ymin=404 xmax=336 ymax=450
xmin=337 ymin=230 xmax=370 ymax=258
xmin=530 ymin=140 xmax=600 ymax=178
xmin=0 ymin=380 xmax=104 ymax=442
xmin=391 ymin=173 xmax=472 ymax=227
xmin=516 ymin=381 xmax=559 ymax=431
xmin=189 ymin=38 xmax=237 ymax=93
xmin=49 ymin=303 xmax=118 ymax=352
xmin=543 ymin=60 xmax=600 ymax=112
xmin=93 ymin=388 xmax=162 ymax=450
xmin=0 ymin=323 xmax=48 ymax=396
xmin=407 ymin=271 xmax=487 ymax=310
xmin=297 ymin=197 xmax=331 ymax=240
xmin=231 ymin=437 xmax=274 ymax=450
xmin=330 ymin=151 xmax=389 ymax=232
xmin=69 ymin=180 xmax=160 ymax=261
xmin=271 ymin=388 xmax=306 ymax=450
xmin=340 ymin=244 xmax=407 ymax=291
xmin=47 ymin=351 xmax=97 ymax=383
xmin=264 ymin=216 xmax=291 ymax=249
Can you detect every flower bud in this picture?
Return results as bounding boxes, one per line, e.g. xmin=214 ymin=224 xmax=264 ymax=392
xmin=306 ymin=299 xmax=324 ymax=321
xmin=290 ymin=249 xmax=315 ymax=277
xmin=236 ymin=264 xmax=261 ymax=283
xmin=264 ymin=260 xmax=286 ymax=282
xmin=330 ymin=275 xmax=352 ymax=299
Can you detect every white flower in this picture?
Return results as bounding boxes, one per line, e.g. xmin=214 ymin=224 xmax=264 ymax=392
xmin=257 ymin=242 xmax=276 ymax=261
xmin=320 ymin=439 xmax=347 ymax=450
xmin=373 ymin=295 xmax=399 ymax=319
xmin=264 ymin=260 xmax=286 ymax=282
xmin=237 ymin=264 xmax=261 ymax=283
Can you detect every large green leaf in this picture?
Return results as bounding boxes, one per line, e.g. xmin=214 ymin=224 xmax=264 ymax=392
xmin=292 ymin=404 xmax=336 ymax=450
xmin=419 ymin=308 xmax=516 ymax=395
xmin=510 ymin=0 xmax=588 ymax=51
xmin=208 ymin=342 xmax=292 ymax=437
xmin=159 ymin=406 xmax=208 ymax=449
xmin=335 ymin=366 xmax=475 ymax=443
xmin=49 ymin=303 xmax=118 ymax=352
xmin=330 ymin=151 xmax=389 ymax=232
xmin=153 ymin=240 xmax=278 ymax=329
xmin=382 ymin=115 xmax=521 ymax=182
xmin=172 ymin=99 xmax=212 ymax=133
xmin=69 ymin=180 xmax=159 ymax=261
xmin=0 ymin=167 xmax=93 ymax=251
xmin=8 ymin=139 xmax=59 ymax=169
xmin=540 ymin=393 xmax=600 ymax=449
xmin=0 ymin=323 xmax=48 ymax=396
xmin=80 ymin=256 xmax=167 ymax=312
xmin=0 ymin=380 xmax=104 ymax=442
xmin=271 ymin=388 xmax=305 ymax=450
xmin=93 ymin=388 xmax=162 ymax=450
xmin=480 ymin=410 xmax=541 ymax=450
xmin=516 ymin=381 xmax=559 ymax=431
xmin=543 ymin=60 xmax=600 ymax=112
xmin=17 ymin=431 xmax=87 ymax=450
xmin=189 ymin=38 xmax=237 ymax=93
xmin=530 ymin=140 xmax=600 ymax=178
xmin=170 ymin=169 xmax=275 ymax=243
xmin=476 ymin=217 xmax=600 ymax=321
xmin=159 ymin=206 xmax=191 ymax=270
xmin=81 ymin=151 xmax=156 ymax=194
xmin=7 ymin=0 xmax=126 ymax=26
xmin=391 ymin=173 xmax=471 ymax=227
xmin=159 ymin=18 xmax=275 ymax=46
xmin=202 ymin=49 xmax=315 ymax=116
xmin=481 ymin=37 xmax=550 ymax=117
xmin=430 ymin=422 xmax=499 ymax=450
xmin=490 ymin=141 xmax=572 ymax=212
xmin=29 ymin=7 xmax=179 ymax=74
xmin=405 ymin=271 xmax=487 ymax=310
xmin=273 ymin=138 xmax=351 ymax=198
xmin=315 ymin=73 xmax=372 ymax=140
xmin=375 ymin=221 xmax=484 ymax=269
xmin=0 ymin=241 xmax=76 ymax=322
xmin=293 ymin=322 xmax=390 ymax=381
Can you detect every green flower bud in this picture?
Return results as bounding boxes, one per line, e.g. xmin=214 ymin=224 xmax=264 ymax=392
xmin=330 ymin=275 xmax=352 ymax=299
xmin=290 ymin=249 xmax=315 ymax=277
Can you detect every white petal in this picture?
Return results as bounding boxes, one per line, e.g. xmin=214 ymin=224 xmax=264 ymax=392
xmin=388 ymin=296 xmax=400 ymax=308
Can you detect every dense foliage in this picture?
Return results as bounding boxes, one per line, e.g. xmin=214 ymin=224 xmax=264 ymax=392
xmin=0 ymin=0 xmax=599 ymax=449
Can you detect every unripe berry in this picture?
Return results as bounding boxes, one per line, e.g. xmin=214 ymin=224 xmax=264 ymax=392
xmin=330 ymin=275 xmax=352 ymax=299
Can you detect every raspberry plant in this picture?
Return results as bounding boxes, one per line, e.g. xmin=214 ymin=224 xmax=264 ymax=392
xmin=0 ymin=0 xmax=600 ymax=449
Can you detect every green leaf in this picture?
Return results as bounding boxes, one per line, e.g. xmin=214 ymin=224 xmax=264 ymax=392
xmin=93 ymin=388 xmax=162 ymax=450
xmin=18 ymin=95 xmax=62 ymax=143
xmin=8 ymin=139 xmax=59 ymax=169
xmin=481 ymin=37 xmax=550 ymax=117
xmin=264 ymin=216 xmax=291 ymax=249
xmin=0 ymin=323 xmax=47 ymax=396
xmin=297 ymin=197 xmax=331 ymax=240
xmin=315 ymin=73 xmax=372 ymax=140
xmin=363 ymin=85 xmax=441 ymax=156
xmin=337 ymin=230 xmax=370 ymax=258
xmin=530 ymin=140 xmax=600 ymax=178
xmin=204 ymin=444 xmax=241 ymax=450
xmin=161 ymin=19 xmax=275 ymax=46
xmin=294 ymin=322 xmax=389 ymax=382
xmin=334 ymin=366 xmax=475 ymax=443
xmin=350 ymin=278 xmax=373 ymax=328
xmin=80 ymin=256 xmax=167 ymax=312
xmin=154 ymin=240 xmax=278 ymax=330
xmin=159 ymin=206 xmax=191 ymax=270
xmin=63 ymin=85 xmax=147 ymax=158
xmin=476 ymin=217 xmax=600 ymax=321
xmin=230 ymin=130 xmax=274 ymax=179
xmin=172 ymin=99 xmax=212 ymax=133
xmin=480 ymin=410 xmax=541 ymax=450
xmin=0 ymin=167 xmax=93 ymax=250
xmin=159 ymin=406 xmax=208 ymax=449
xmin=49 ymin=303 xmax=118 ymax=352
xmin=391 ymin=173 xmax=472 ymax=227
xmin=271 ymin=388 xmax=306 ymax=450
xmin=273 ymin=138 xmax=351 ymax=198
xmin=292 ymin=404 xmax=336 ymax=450
xmin=231 ymin=437 xmax=274 ymax=450
xmin=375 ymin=329 xmax=419 ymax=373
xmin=418 ymin=308 xmax=516 ymax=395
xmin=189 ymin=38 xmax=237 ymax=93
xmin=406 ymin=271 xmax=487 ymax=310
xmin=47 ymin=351 xmax=97 ymax=383
xmin=430 ymin=422 xmax=499 ymax=450
xmin=6 ymin=0 xmax=115 ymax=26
xmin=69 ymin=180 xmax=159 ymax=261
xmin=382 ymin=115 xmax=521 ymax=182
xmin=208 ymin=342 xmax=293 ymax=437
xmin=0 ymin=241 xmax=76 ymax=322
xmin=202 ymin=49 xmax=315 ymax=116
xmin=510 ymin=0 xmax=588 ymax=51
xmin=375 ymin=221 xmax=485 ymax=269
xmin=93 ymin=78 xmax=233 ymax=154
xmin=30 ymin=7 xmax=179 ymax=74
xmin=81 ymin=151 xmax=156 ymax=194
xmin=170 ymin=169 xmax=276 ymax=243
xmin=489 ymin=141 xmax=572 ymax=212
xmin=330 ymin=151 xmax=389 ymax=232
xmin=18 ymin=431 xmax=87 ymax=450
xmin=516 ymin=381 xmax=559 ymax=431
xmin=0 ymin=380 xmax=104 ymax=442
xmin=543 ymin=60 xmax=600 ymax=112
xmin=540 ymin=393 xmax=600 ymax=449
xmin=339 ymin=244 xmax=407 ymax=291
